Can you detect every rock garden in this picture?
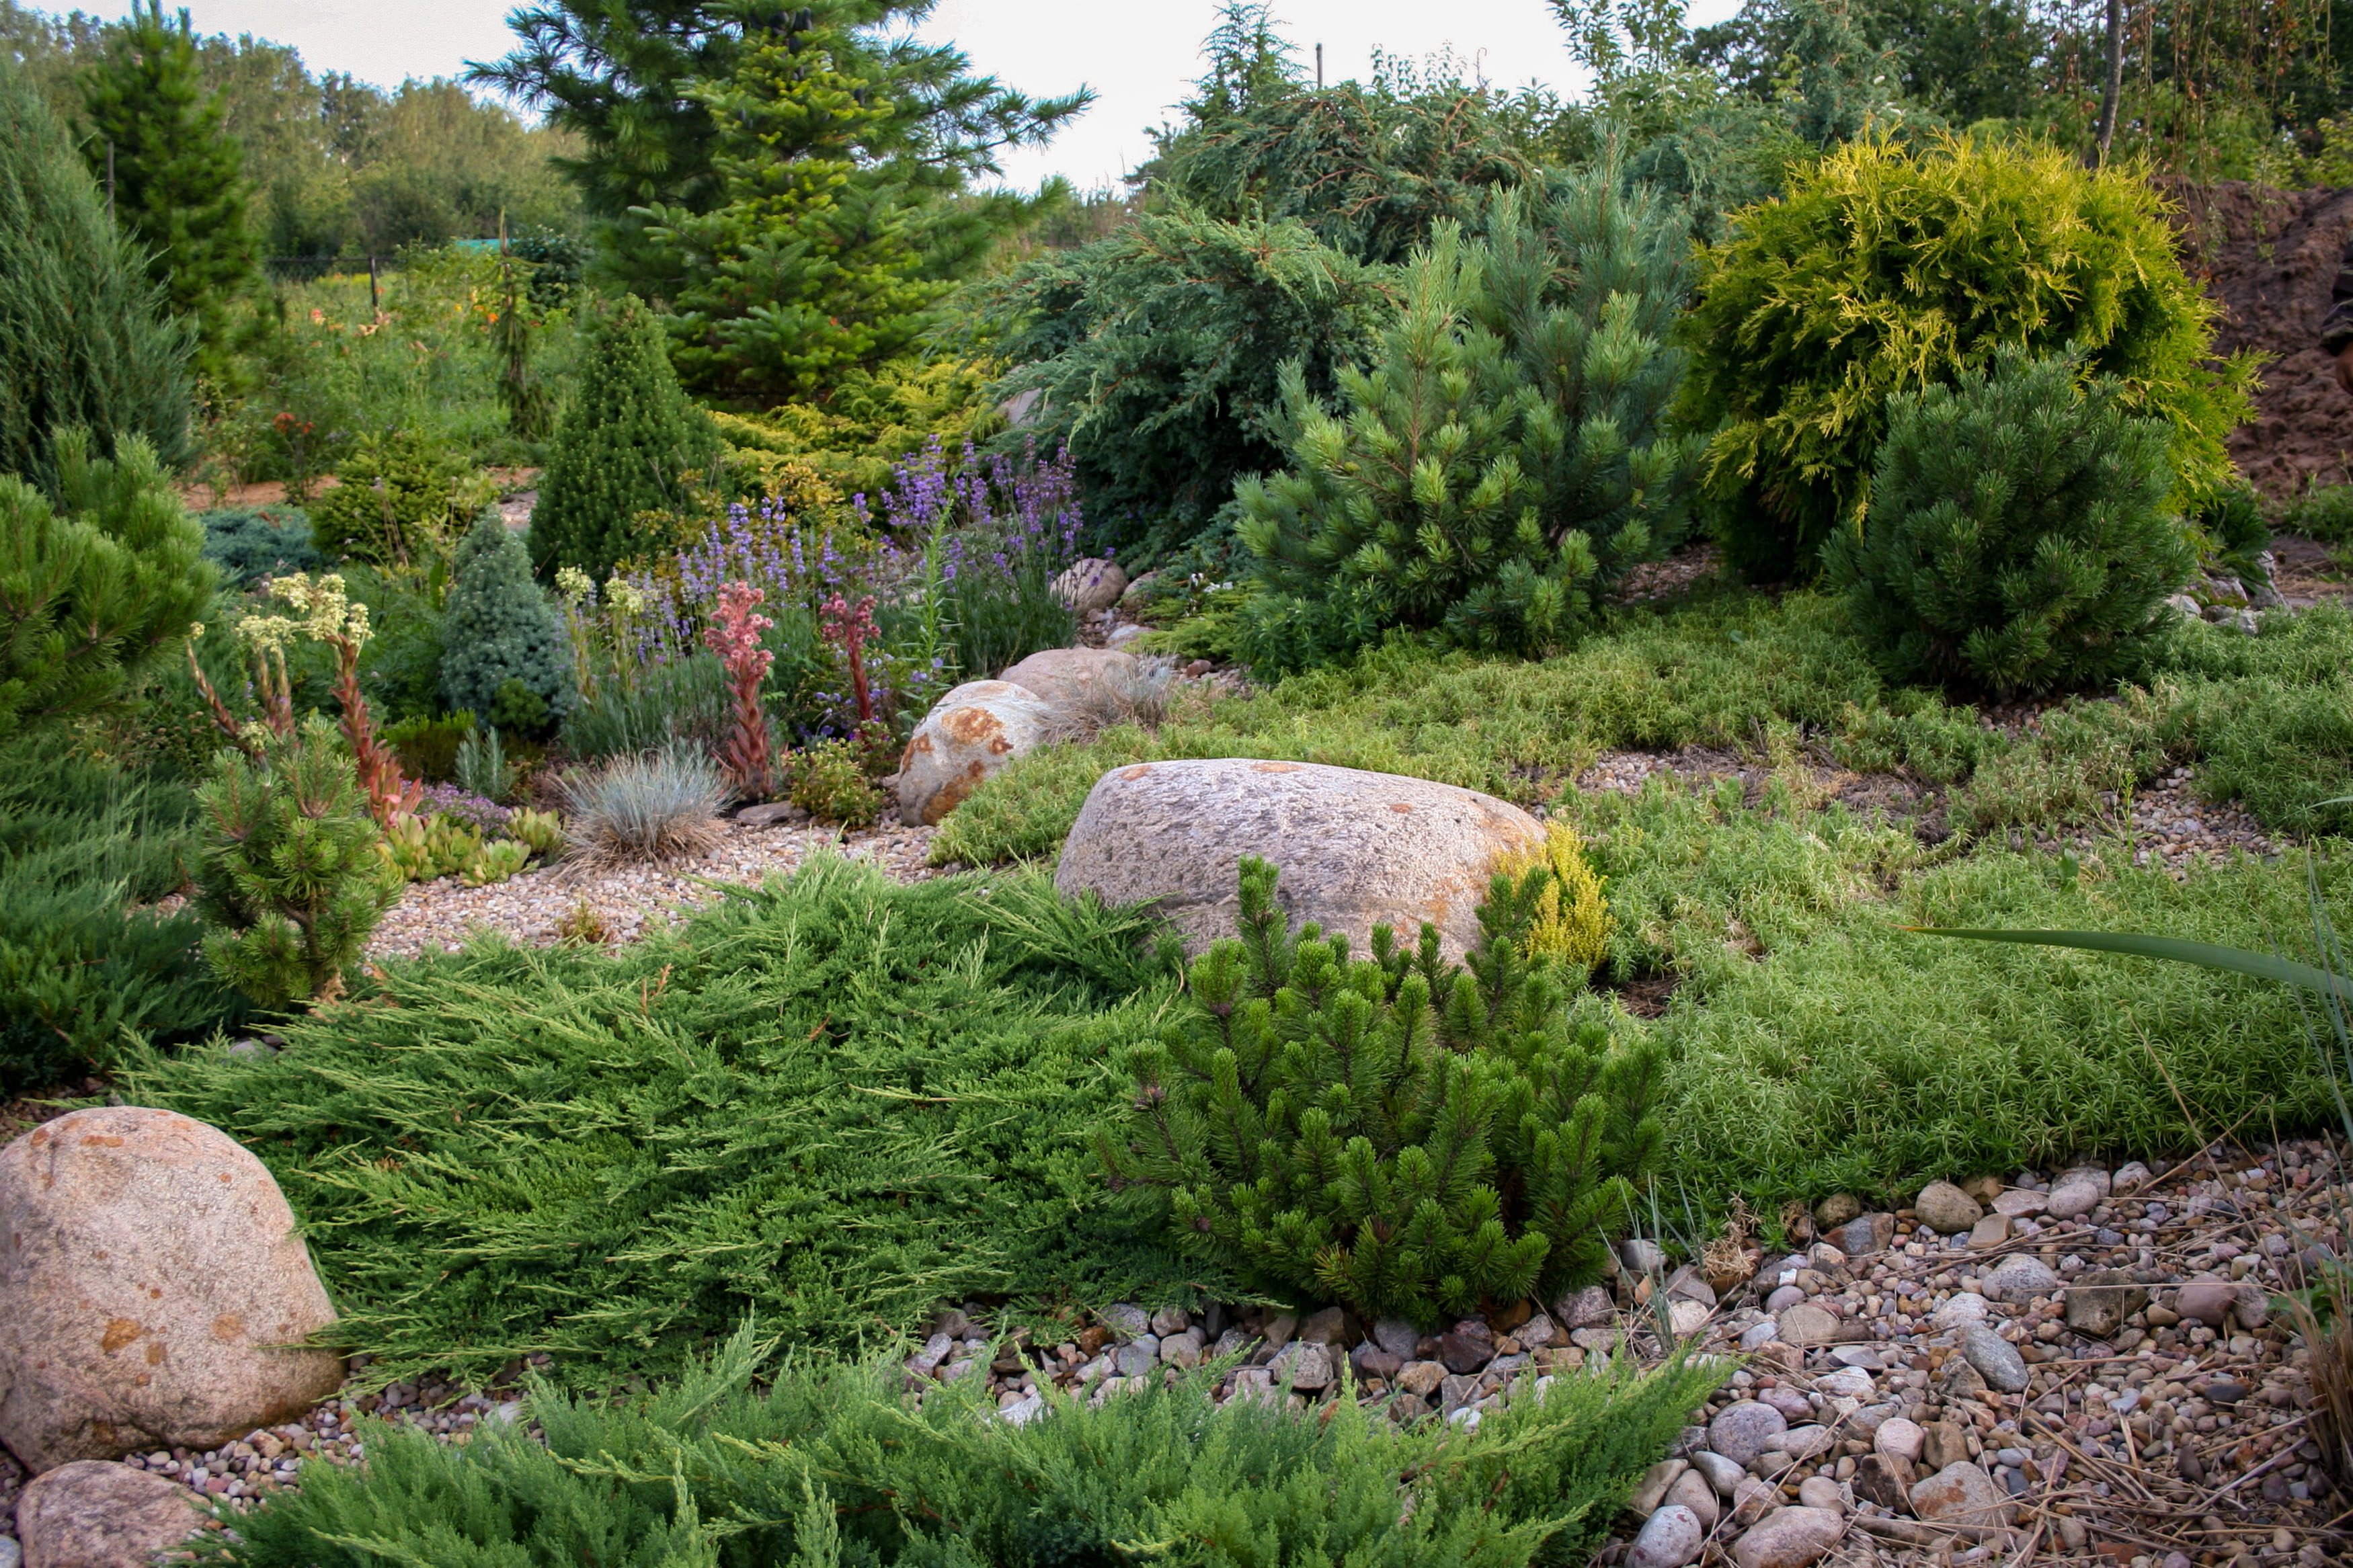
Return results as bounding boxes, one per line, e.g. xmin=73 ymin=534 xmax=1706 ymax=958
xmin=11 ymin=2 xmax=2353 ymax=1566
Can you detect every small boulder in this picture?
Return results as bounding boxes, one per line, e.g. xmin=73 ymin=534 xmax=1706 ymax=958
xmin=2175 ymin=1279 xmax=2238 ymax=1327
xmin=15 ymin=1460 xmax=205 ymax=1567
xmin=1851 ymin=1452 xmax=1915 ymax=1510
xmin=1832 ymin=1212 xmax=1895 ymax=1256
xmin=1913 ymin=1181 xmax=1983 ymax=1234
xmin=1556 ymin=1285 xmax=1614 ymax=1330
xmin=1053 ymin=759 xmax=1544 ymax=960
xmin=1631 ymin=1458 xmax=1689 ymax=1514
xmin=1812 ymin=1194 xmax=1862 ymax=1230
xmin=1919 ymin=1420 xmax=1972 ymax=1471
xmin=1269 ymin=1342 xmax=1332 ymax=1390
xmin=1664 ymin=1468 xmax=1721 ymax=1529
xmin=1708 ymin=1401 xmax=1788 ymax=1467
xmin=1957 ymin=1323 xmax=2030 ymax=1393
xmin=0 ymin=1108 xmax=344 ymax=1473
xmin=1795 ymin=1477 xmax=1844 ymax=1514
xmin=2064 ymin=1269 xmax=2149 ymax=1339
xmin=1051 ymin=559 xmax=1128 ymax=614
xmin=895 ymin=681 xmax=1055 ymax=825
xmin=1909 ymin=1460 xmax=2016 ymax=1528
xmin=1983 ymin=1254 xmax=2059 ymax=1305
xmin=1874 ymin=1417 xmax=1925 ymax=1463
xmin=2046 ymin=1175 xmax=2104 ymax=1220
xmin=1731 ymin=1506 xmax=1845 ymax=1568
xmin=1689 ymin=1450 xmax=1745 ymax=1495
xmin=1775 ymin=1301 xmax=1847 ymax=1347
xmin=1630 ymin=1505 xmax=1706 ymax=1568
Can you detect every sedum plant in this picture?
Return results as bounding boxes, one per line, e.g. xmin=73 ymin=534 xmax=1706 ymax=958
xmin=1239 ymin=173 xmax=1702 ymax=671
xmin=1679 ymin=134 xmax=2254 ymax=583
xmin=1099 ymin=856 xmax=1665 ymax=1326
xmin=193 ymin=720 xmax=400 ymax=1011
xmin=1823 ymin=349 xmax=2192 ymax=696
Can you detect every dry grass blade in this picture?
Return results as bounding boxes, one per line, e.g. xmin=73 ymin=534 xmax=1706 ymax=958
xmin=559 ymin=745 xmax=728 ymax=874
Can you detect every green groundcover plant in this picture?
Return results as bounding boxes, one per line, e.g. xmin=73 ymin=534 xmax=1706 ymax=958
xmin=209 ymin=1321 xmax=1723 ymax=1568
xmin=124 ymin=856 xmax=1197 ymax=1385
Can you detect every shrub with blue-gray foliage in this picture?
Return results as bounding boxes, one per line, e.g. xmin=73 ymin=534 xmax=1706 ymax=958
xmin=439 ymin=511 xmax=569 ymax=733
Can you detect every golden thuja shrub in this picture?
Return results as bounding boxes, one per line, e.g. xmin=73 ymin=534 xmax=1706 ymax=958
xmin=1499 ymin=821 xmax=1615 ymax=977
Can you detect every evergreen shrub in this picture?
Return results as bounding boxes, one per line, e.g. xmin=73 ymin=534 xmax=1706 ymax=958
xmin=1824 ymin=351 xmax=2192 ymax=696
xmin=530 ymin=295 xmax=717 ymax=581
xmin=0 ymin=54 xmax=194 ymax=489
xmin=440 ymin=511 xmax=569 ymax=732
xmin=1498 ymin=821 xmax=1615 ymax=976
xmin=307 ymin=429 xmax=495 ymax=577
xmin=197 ymin=505 xmax=321 ymax=587
xmin=1679 ymin=135 xmax=2254 ymax=582
xmin=384 ymin=711 xmax=477 ymax=784
xmin=787 ymin=738 xmax=881 ymax=826
xmin=1240 ymin=174 xmax=1701 ymax=671
xmin=0 ymin=737 xmax=239 ymax=1089
xmin=0 ymin=429 xmax=214 ymax=745
xmin=221 ymin=1322 xmax=1722 ymax=1568
xmin=1099 ymin=856 xmax=1665 ymax=1326
xmin=122 ymin=857 xmax=1191 ymax=1383
xmin=559 ymin=654 xmax=732 ymax=762
xmin=192 ymin=720 xmax=401 ymax=1012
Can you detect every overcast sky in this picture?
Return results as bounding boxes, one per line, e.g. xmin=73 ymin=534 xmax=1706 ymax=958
xmin=60 ymin=0 xmax=1745 ymax=190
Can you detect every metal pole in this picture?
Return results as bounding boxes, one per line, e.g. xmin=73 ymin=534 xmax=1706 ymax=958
xmin=368 ymin=254 xmax=379 ymax=314
xmin=1315 ymin=43 xmax=1323 ymax=89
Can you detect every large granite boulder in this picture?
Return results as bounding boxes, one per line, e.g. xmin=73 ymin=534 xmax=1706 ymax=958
xmin=0 ymin=1107 xmax=344 ymax=1473
xmin=15 ymin=1460 xmax=205 ymax=1567
xmin=1053 ymin=759 xmax=1544 ymax=958
xmin=895 ymin=680 xmax=1055 ymax=826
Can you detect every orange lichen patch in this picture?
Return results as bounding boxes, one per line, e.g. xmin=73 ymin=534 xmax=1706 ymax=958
xmin=100 ymin=1318 xmax=143 ymax=1354
xmin=144 ymin=1340 xmax=167 ymax=1365
xmin=80 ymin=1135 xmax=124 ymax=1147
xmin=212 ymin=1313 xmax=245 ymax=1344
xmin=1388 ymin=802 xmax=1413 ymax=813
xmin=1251 ymin=761 xmax=1302 ymax=774
xmin=902 ymin=734 xmax=934 ymax=758
xmin=939 ymin=707 xmax=1008 ymax=746
xmin=1119 ymin=765 xmax=1153 ymax=781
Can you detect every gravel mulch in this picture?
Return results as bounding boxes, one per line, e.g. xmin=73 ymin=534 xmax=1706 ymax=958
xmin=365 ymin=819 xmax=941 ymax=960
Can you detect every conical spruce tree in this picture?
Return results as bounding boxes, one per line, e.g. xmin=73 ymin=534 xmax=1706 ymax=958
xmin=442 ymin=511 xmax=571 ymax=729
xmin=530 ymin=294 xmax=717 ymax=581
xmin=1238 ymin=173 xmax=1702 ymax=672
xmin=1099 ymin=856 xmax=1665 ymax=1327
xmin=0 ymin=429 xmax=214 ymax=745
xmin=0 ymin=54 xmax=194 ymax=489
xmin=640 ymin=11 xmax=947 ymax=402
xmin=1823 ymin=349 xmax=2190 ymax=696
xmin=79 ymin=1 xmax=261 ymax=386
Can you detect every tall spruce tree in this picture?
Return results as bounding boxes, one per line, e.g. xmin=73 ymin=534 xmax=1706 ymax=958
xmin=530 ymin=295 xmax=718 ymax=581
xmin=0 ymin=53 xmax=194 ymax=487
xmin=470 ymin=0 xmax=1086 ymax=307
xmin=640 ymin=10 xmax=945 ymax=402
xmin=79 ymin=1 xmax=260 ymax=384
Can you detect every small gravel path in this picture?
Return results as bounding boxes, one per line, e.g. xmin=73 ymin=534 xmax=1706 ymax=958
xmin=366 ymin=819 xmax=941 ymax=960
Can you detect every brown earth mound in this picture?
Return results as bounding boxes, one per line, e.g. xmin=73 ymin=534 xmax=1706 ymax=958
xmin=2172 ymin=181 xmax=2353 ymax=498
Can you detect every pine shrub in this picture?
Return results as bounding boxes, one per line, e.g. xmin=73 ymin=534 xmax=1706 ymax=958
xmin=1239 ymin=174 xmax=1702 ymax=671
xmin=529 ymin=295 xmax=717 ymax=581
xmin=1823 ymin=351 xmax=2191 ymax=696
xmin=0 ymin=54 xmax=194 ymax=489
xmin=220 ymin=1321 xmax=1722 ymax=1568
xmin=0 ymin=429 xmax=214 ymax=745
xmin=440 ymin=511 xmax=569 ymax=732
xmin=196 ymin=505 xmax=321 ymax=587
xmin=192 ymin=720 xmax=401 ymax=1012
xmin=1679 ymin=135 xmax=2254 ymax=582
xmin=307 ymin=429 xmax=495 ymax=577
xmin=1100 ymin=856 xmax=1665 ymax=1327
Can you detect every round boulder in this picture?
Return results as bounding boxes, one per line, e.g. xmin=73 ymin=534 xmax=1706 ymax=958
xmin=1052 ymin=759 xmax=1544 ymax=960
xmin=1051 ymin=559 xmax=1128 ymax=614
xmin=895 ymin=680 xmax=1055 ymax=826
xmin=15 ymin=1460 xmax=204 ymax=1568
xmin=995 ymin=647 xmax=1141 ymax=716
xmin=0 ymin=1108 xmax=344 ymax=1473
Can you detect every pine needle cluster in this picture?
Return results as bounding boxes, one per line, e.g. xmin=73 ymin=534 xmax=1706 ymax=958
xmin=1100 ymin=856 xmax=1665 ymax=1327
xmin=223 ymin=1320 xmax=1724 ymax=1568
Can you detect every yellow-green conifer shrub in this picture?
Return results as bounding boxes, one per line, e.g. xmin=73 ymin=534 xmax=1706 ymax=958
xmin=1679 ymin=134 xmax=2256 ymax=583
xmin=1499 ymin=821 xmax=1614 ymax=977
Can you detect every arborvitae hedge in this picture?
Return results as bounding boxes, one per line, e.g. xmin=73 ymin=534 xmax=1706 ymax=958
xmin=529 ymin=294 xmax=717 ymax=581
xmin=0 ymin=54 xmax=194 ymax=489
xmin=1678 ymin=135 xmax=2253 ymax=583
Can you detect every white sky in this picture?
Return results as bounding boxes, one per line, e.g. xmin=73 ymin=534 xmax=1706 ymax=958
xmin=63 ymin=0 xmax=1745 ymax=190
